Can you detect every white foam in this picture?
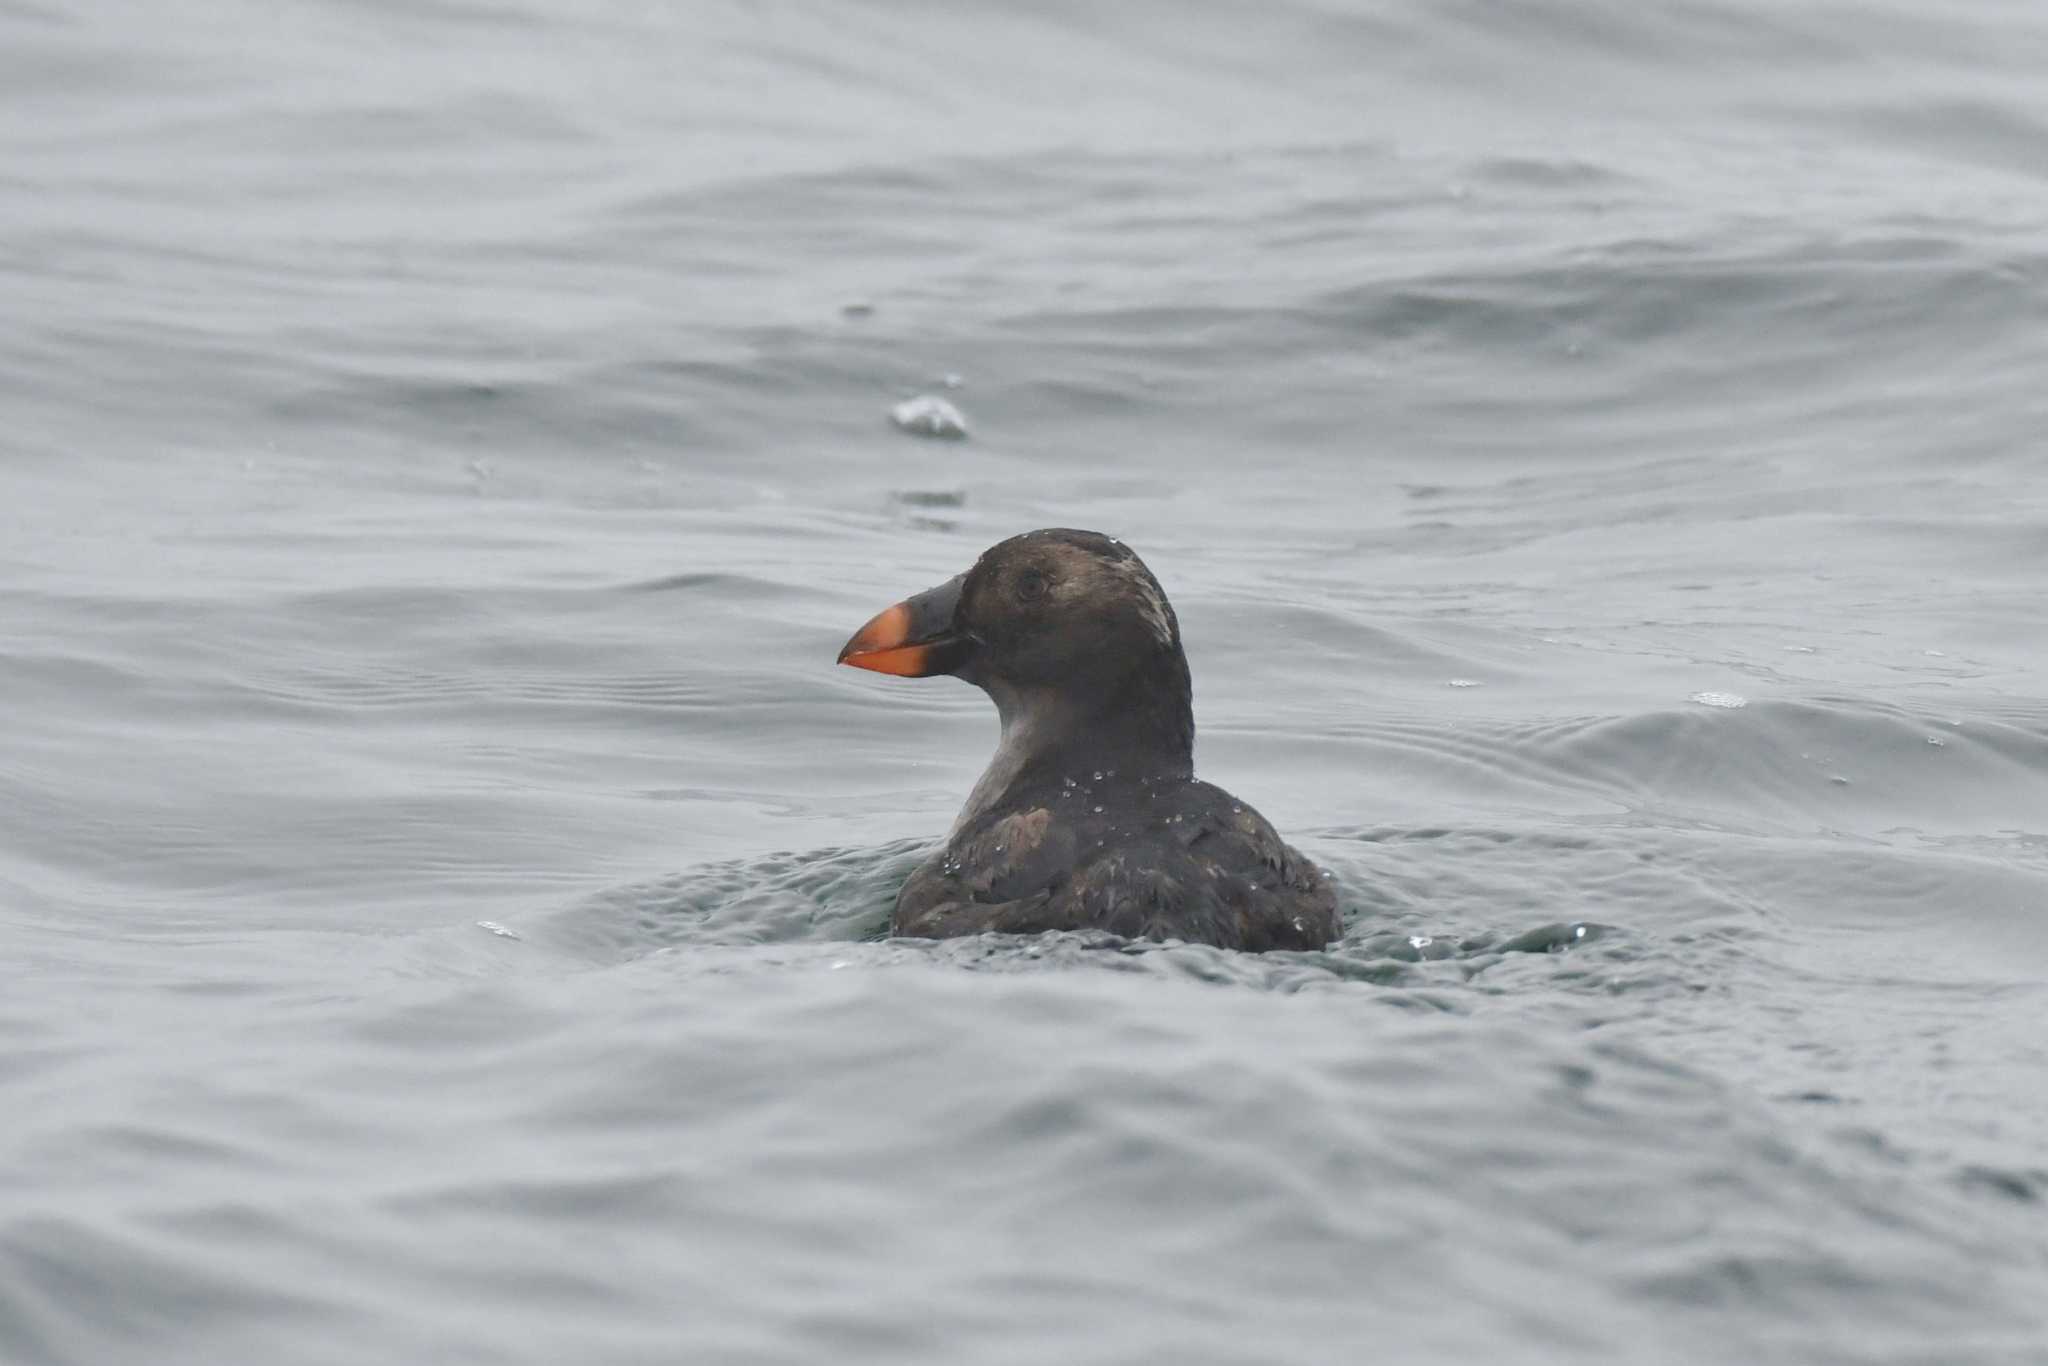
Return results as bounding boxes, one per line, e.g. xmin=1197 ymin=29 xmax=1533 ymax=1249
xmin=1690 ymin=691 xmax=1748 ymax=709
xmin=889 ymin=394 xmax=970 ymax=440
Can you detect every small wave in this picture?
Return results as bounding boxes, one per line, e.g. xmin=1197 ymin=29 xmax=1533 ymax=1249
xmin=521 ymin=838 xmax=930 ymax=960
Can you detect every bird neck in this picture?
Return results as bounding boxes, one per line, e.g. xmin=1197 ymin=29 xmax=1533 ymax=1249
xmin=955 ymin=654 xmax=1195 ymax=834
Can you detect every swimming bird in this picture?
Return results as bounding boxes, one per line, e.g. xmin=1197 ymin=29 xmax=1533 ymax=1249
xmin=837 ymin=529 xmax=1341 ymax=951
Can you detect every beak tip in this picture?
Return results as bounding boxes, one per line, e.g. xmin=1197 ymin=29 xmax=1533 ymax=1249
xmin=837 ymin=594 xmax=958 ymax=678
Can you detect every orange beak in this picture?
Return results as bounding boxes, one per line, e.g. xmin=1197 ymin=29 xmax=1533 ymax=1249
xmin=837 ymin=601 xmax=931 ymax=676
xmin=837 ymin=575 xmax=970 ymax=678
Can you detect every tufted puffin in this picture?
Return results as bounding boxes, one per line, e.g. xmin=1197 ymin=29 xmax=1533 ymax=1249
xmin=837 ymin=529 xmax=1342 ymax=951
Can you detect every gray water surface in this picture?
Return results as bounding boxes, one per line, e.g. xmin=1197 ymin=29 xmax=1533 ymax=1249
xmin=4 ymin=3 xmax=2047 ymax=1363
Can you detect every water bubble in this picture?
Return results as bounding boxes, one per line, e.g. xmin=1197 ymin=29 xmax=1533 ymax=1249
xmin=1092 ymin=771 xmax=1104 ymax=782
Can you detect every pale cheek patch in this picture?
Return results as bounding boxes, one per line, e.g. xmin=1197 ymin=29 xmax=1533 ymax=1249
xmin=1106 ymin=558 xmax=1175 ymax=647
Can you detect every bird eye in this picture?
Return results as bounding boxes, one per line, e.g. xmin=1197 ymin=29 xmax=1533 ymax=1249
xmin=1015 ymin=569 xmax=1049 ymax=603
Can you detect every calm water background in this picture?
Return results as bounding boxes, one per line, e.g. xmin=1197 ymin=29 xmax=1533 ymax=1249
xmin=4 ymin=2 xmax=2048 ymax=1362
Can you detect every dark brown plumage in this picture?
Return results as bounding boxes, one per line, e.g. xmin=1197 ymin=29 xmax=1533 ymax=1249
xmin=838 ymin=529 xmax=1341 ymax=952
